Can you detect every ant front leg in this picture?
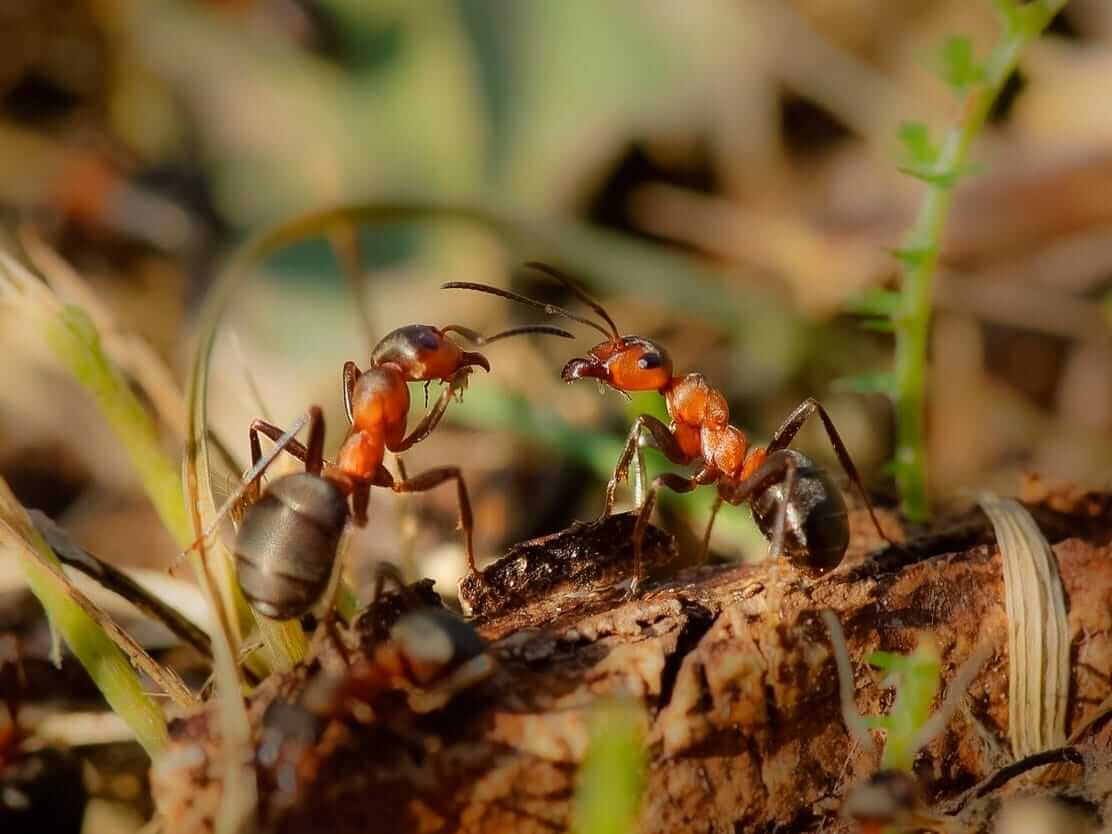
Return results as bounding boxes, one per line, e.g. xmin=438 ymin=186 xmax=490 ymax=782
xmin=629 ymin=466 xmax=717 ymax=597
xmin=605 ymin=415 xmax=691 ymax=518
xmin=767 ymin=397 xmax=890 ymax=545
xmin=699 ymin=494 xmax=724 ymax=565
xmin=375 ymin=464 xmax=477 ymax=575
xmin=350 ymin=479 xmax=372 ymax=527
xmin=391 ymin=368 xmax=473 ymax=453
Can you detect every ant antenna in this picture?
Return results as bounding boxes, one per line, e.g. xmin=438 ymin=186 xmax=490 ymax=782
xmin=441 ymin=282 xmax=615 ymax=343
xmin=441 ymin=324 xmax=575 ymax=345
xmin=518 ymin=262 xmax=621 ymax=342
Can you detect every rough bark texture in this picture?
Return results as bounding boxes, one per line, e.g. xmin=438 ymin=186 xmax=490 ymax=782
xmin=151 ymin=494 xmax=1112 ymax=834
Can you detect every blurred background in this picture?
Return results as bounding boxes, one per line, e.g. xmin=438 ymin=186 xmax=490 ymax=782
xmin=1 ymin=0 xmax=1112 ymax=826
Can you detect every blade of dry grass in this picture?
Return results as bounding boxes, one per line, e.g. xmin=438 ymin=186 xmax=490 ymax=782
xmin=979 ymin=495 xmax=1070 ymax=757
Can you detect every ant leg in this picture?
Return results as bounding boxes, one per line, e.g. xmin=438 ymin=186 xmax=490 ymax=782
xmin=250 ymin=408 xmax=323 ymax=474
xmin=699 ymin=494 xmax=724 ymax=564
xmin=767 ymin=456 xmax=798 ymax=561
xmin=604 ymin=415 xmax=689 ymax=518
xmin=394 ymin=457 xmax=420 ymax=580
xmin=719 ymin=454 xmax=798 ymax=618
xmin=182 ymin=410 xmax=319 ymax=570
xmin=387 ymin=466 xmax=477 ymax=575
xmin=766 ymin=397 xmax=890 ymax=545
xmin=630 ymin=467 xmax=717 ymax=597
xmin=245 ymin=413 xmax=316 ymax=508
xmin=351 ymin=479 xmax=371 ymax=527
xmin=390 ymin=368 xmax=474 ymax=453
xmin=342 ymin=362 xmax=360 ymax=424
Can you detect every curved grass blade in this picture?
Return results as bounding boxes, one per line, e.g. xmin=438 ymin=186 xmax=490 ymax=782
xmin=0 ymin=478 xmax=170 ymax=755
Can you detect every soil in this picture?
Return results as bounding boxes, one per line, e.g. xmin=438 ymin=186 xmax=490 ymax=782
xmin=151 ymin=495 xmax=1112 ymax=834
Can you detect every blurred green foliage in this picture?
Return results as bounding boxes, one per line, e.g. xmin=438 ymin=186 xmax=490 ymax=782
xmin=573 ymin=699 xmax=646 ymax=834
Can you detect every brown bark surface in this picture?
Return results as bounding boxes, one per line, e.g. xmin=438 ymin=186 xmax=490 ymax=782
xmin=152 ymin=496 xmax=1112 ymax=834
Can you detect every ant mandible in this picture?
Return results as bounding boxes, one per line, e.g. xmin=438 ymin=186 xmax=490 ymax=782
xmin=445 ymin=264 xmax=890 ymax=594
xmin=226 ymin=319 xmax=572 ymax=620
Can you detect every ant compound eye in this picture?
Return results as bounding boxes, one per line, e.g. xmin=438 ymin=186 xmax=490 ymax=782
xmin=638 ymin=352 xmax=663 ymax=370
xmin=414 ymin=328 xmax=441 ymax=351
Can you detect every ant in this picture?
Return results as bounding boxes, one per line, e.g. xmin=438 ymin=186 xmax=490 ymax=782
xmin=445 ymin=264 xmax=890 ymax=594
xmin=257 ymin=565 xmax=492 ymax=814
xmin=221 ymin=320 xmax=571 ymax=620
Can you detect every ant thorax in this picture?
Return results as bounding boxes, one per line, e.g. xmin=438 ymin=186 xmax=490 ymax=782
xmin=664 ymin=374 xmax=746 ymax=470
xmin=348 ymin=366 xmax=410 ymax=436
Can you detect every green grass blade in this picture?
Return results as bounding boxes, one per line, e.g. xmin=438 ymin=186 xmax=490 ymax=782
xmin=0 ymin=478 xmax=168 ymax=756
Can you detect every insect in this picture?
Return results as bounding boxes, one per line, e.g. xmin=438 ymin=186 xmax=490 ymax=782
xmin=226 ymin=320 xmax=571 ymax=620
xmin=257 ymin=564 xmax=491 ymax=816
xmin=314 ymin=563 xmax=493 ymax=715
xmin=444 ymin=264 xmax=890 ymax=593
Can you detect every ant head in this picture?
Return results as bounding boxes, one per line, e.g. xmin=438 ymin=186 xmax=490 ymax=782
xmin=441 ymin=263 xmax=670 ymax=391
xmin=841 ymin=770 xmax=923 ymax=834
xmin=388 ymin=607 xmax=486 ymax=688
xmin=562 ymin=335 xmax=673 ymax=392
xmin=371 ymin=324 xmax=490 ymax=382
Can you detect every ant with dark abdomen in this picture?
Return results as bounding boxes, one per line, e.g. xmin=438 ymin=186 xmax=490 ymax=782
xmin=445 ymin=264 xmax=891 ymax=595
xmin=199 ymin=319 xmax=572 ymax=621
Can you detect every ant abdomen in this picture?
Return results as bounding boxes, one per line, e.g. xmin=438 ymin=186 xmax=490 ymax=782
xmin=750 ymin=449 xmax=849 ymax=575
xmin=235 ymin=472 xmax=350 ymax=620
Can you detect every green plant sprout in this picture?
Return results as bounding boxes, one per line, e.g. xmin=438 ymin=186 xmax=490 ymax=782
xmin=844 ymin=0 xmax=1068 ymax=520
xmin=861 ymin=641 xmax=942 ymax=772
xmin=573 ymin=699 xmax=647 ymax=834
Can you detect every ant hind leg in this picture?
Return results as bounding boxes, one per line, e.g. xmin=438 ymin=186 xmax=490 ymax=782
xmin=766 ymin=397 xmax=890 ymax=546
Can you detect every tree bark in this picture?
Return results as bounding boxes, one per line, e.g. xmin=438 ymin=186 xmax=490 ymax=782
xmin=152 ymin=494 xmax=1112 ymax=834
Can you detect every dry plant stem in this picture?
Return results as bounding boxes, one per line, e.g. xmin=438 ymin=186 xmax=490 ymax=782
xmin=892 ymin=0 xmax=1067 ymax=520
xmin=0 ymin=477 xmax=169 ymax=755
xmin=184 ymin=460 xmax=258 ymax=834
xmin=0 ymin=515 xmax=197 ymax=708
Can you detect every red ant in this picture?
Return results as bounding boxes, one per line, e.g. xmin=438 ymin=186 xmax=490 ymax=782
xmin=445 ymin=264 xmax=889 ymax=594
xmin=257 ymin=564 xmax=492 ymax=815
xmin=221 ymin=320 xmax=571 ymax=619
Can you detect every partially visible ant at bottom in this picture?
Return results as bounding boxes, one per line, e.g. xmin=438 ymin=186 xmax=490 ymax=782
xmin=821 ymin=611 xmax=991 ymax=834
xmin=445 ymin=264 xmax=893 ymax=596
xmin=256 ymin=564 xmax=492 ymax=817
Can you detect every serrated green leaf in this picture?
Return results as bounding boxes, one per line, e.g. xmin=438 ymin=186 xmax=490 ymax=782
xmin=845 ymin=288 xmax=902 ymax=317
xmin=897 ymin=121 xmax=938 ymax=168
xmin=898 ymin=165 xmax=965 ymax=189
xmin=990 ymin=0 xmax=1019 ymax=25
xmin=832 ymin=373 xmax=895 ymax=395
xmin=939 ymin=37 xmax=984 ymax=89
xmin=867 ymin=650 xmax=900 ymax=670
xmin=861 ymin=317 xmax=896 ymax=333
xmin=883 ymin=458 xmax=919 ymax=480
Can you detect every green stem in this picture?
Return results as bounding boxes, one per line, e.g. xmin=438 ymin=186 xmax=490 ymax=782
xmin=892 ymin=0 xmax=1066 ymax=520
xmin=0 ymin=478 xmax=168 ymax=755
